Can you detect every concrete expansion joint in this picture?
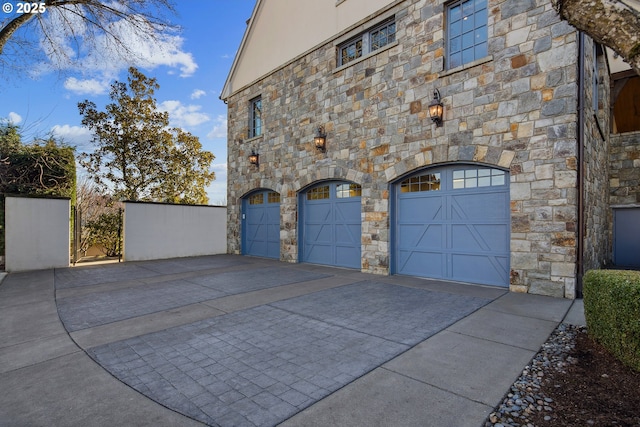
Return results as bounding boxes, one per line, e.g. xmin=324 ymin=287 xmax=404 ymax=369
xmin=380 ymin=365 xmax=494 ymax=408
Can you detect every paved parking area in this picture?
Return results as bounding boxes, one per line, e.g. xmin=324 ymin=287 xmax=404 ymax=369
xmin=0 ymin=255 xmax=577 ymax=427
xmin=86 ymin=281 xmax=487 ymax=426
xmin=57 ymin=258 xmax=490 ymax=426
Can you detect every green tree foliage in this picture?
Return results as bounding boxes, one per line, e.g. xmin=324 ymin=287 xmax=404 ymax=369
xmin=0 ymin=122 xmax=76 ymax=197
xmin=78 ymin=67 xmax=215 ymax=204
xmin=84 ymin=210 xmax=122 ymax=257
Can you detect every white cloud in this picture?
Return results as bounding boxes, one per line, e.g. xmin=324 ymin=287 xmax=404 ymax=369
xmin=51 ymin=124 xmax=93 ymax=149
xmin=158 ymin=100 xmax=210 ymax=127
xmin=206 ymin=115 xmax=227 ymax=139
xmin=64 ymin=77 xmax=110 ymax=95
xmin=211 ymin=163 xmax=228 ymax=173
xmin=190 ymin=89 xmax=206 ymax=100
xmin=7 ymin=112 xmax=22 ymax=124
xmin=206 ymin=162 xmax=228 ymax=205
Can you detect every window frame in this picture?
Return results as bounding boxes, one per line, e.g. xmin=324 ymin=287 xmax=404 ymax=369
xmin=446 ymin=0 xmax=488 ymax=70
xmin=337 ymin=17 xmax=396 ymax=67
xmin=248 ymin=95 xmax=262 ymax=139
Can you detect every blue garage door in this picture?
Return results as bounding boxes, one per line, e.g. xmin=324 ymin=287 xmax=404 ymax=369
xmin=613 ymin=208 xmax=640 ymax=268
xmin=242 ymin=190 xmax=280 ymax=259
xmin=300 ymin=182 xmax=362 ymax=269
xmin=394 ymin=165 xmax=510 ymax=287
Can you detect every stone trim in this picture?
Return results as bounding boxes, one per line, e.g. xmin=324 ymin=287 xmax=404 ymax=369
xmin=238 ymin=180 xmax=283 ymax=199
xmin=384 ymin=145 xmax=515 ymax=183
xmin=291 ymin=166 xmax=368 ymax=193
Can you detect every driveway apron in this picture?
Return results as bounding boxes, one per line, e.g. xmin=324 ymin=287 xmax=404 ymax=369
xmin=52 ymin=255 xmax=497 ymax=427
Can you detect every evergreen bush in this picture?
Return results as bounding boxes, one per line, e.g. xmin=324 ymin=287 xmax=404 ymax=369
xmin=583 ymin=269 xmax=640 ymax=371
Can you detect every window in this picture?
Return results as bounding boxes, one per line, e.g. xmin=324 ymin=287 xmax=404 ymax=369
xmin=338 ymin=18 xmax=396 ymax=66
xmin=249 ymin=193 xmax=264 ymax=205
xmin=249 ymin=96 xmax=262 ymax=138
xmin=267 ymin=192 xmax=280 ymax=203
xmin=370 ymin=20 xmax=396 ymax=51
xmin=447 ymin=0 xmax=487 ymax=69
xmin=336 ymin=183 xmax=362 ymax=198
xmin=400 ymin=173 xmax=441 ymax=193
xmin=452 ymin=168 xmax=505 ymax=189
xmin=306 ymin=185 xmax=330 ymax=200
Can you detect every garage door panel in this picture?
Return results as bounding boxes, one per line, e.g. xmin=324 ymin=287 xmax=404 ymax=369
xmin=395 ymin=166 xmax=510 ymax=287
xmin=243 ymin=191 xmax=280 ymax=259
xmin=301 ymin=182 xmax=362 ymax=269
xmin=335 ymin=245 xmax=361 ymax=268
xmin=451 ymin=193 xmax=509 ymax=220
xmin=451 ymin=253 xmax=509 ymax=286
xmin=306 ymin=224 xmax=333 ymax=243
xmin=335 ymin=200 xmax=360 ymax=221
xmin=305 ymin=202 xmax=332 ymax=222
xmin=451 ymin=224 xmax=509 ymax=251
xmin=398 ymin=250 xmax=445 ymax=277
xmin=398 ymin=224 xmax=443 ymax=249
xmin=398 ymin=197 xmax=443 ymax=221
xmin=305 ymin=244 xmax=332 ymax=264
xmin=335 ymin=223 xmax=360 ymax=244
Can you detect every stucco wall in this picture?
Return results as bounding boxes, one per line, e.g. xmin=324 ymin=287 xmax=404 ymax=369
xmin=226 ymin=0 xmax=584 ymax=297
xmin=225 ymin=0 xmax=398 ymax=97
xmin=123 ymin=202 xmax=227 ymax=261
xmin=5 ymin=196 xmax=70 ymax=272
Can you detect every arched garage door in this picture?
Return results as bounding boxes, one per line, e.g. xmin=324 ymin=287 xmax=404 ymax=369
xmin=242 ymin=190 xmax=280 ymax=259
xmin=300 ymin=181 xmax=362 ymax=269
xmin=393 ymin=165 xmax=510 ymax=287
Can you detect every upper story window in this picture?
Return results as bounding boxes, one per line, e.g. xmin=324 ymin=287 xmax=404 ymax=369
xmin=338 ymin=17 xmax=396 ymax=67
xmin=249 ymin=96 xmax=262 ymax=138
xmin=447 ymin=0 xmax=487 ymax=69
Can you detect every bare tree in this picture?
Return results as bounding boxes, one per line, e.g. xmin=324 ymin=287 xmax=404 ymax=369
xmin=76 ymin=175 xmax=123 ymax=257
xmin=553 ymin=0 xmax=640 ymax=75
xmin=0 ymin=0 xmax=177 ymax=73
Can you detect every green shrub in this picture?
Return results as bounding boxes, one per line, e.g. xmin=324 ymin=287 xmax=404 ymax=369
xmin=583 ymin=269 xmax=640 ymax=372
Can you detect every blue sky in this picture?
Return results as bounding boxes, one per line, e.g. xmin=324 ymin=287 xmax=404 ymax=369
xmin=0 ymin=1 xmax=257 ymax=204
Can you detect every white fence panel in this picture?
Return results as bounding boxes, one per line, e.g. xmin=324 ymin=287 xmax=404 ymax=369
xmin=123 ymin=202 xmax=227 ymax=261
xmin=5 ymin=196 xmax=70 ymax=272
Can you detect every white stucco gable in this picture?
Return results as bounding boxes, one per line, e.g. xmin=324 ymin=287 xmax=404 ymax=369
xmin=221 ymin=0 xmax=398 ymax=100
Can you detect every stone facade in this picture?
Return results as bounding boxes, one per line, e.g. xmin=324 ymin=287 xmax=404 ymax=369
xmin=581 ymin=36 xmax=611 ymax=283
xmin=225 ymin=0 xmax=609 ymax=298
xmin=610 ymin=131 xmax=640 ymax=206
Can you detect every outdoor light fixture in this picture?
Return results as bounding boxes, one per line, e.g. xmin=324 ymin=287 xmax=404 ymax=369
xmin=428 ymin=89 xmax=444 ymax=126
xmin=314 ymin=126 xmax=327 ymax=152
xmin=248 ymin=150 xmax=259 ymax=167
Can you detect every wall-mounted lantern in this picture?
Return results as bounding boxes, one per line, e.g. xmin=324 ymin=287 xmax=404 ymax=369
xmin=428 ymin=89 xmax=444 ymax=126
xmin=248 ymin=150 xmax=259 ymax=167
xmin=314 ymin=126 xmax=327 ymax=152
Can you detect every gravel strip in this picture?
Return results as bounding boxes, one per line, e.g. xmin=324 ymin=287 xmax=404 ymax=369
xmin=483 ymin=324 xmax=585 ymax=427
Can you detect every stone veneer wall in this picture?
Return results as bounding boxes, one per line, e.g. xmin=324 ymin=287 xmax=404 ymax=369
xmin=610 ymin=131 xmax=640 ymax=206
xmin=226 ymin=0 xmax=584 ymax=297
xmin=580 ymin=36 xmax=611 ymax=284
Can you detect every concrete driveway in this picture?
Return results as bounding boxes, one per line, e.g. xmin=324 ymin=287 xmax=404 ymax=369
xmin=0 ymin=255 xmax=576 ymax=427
